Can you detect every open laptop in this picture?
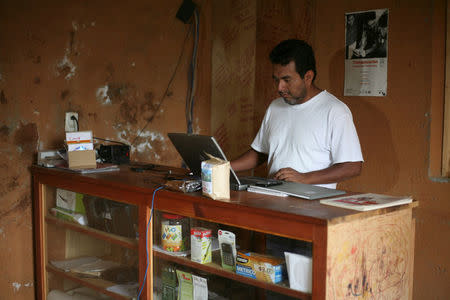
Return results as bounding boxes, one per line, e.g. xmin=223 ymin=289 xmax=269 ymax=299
xmin=167 ymin=133 xmax=346 ymax=199
xmin=168 ymin=133 xmax=280 ymax=190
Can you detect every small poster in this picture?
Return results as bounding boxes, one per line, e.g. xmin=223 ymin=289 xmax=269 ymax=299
xmin=344 ymin=9 xmax=389 ymax=96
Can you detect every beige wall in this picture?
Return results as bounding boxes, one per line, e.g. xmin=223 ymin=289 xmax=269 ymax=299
xmin=212 ymin=0 xmax=450 ymax=299
xmin=0 ymin=0 xmax=449 ymax=299
xmin=312 ymin=1 xmax=449 ymax=297
xmin=0 ymin=0 xmax=211 ymax=298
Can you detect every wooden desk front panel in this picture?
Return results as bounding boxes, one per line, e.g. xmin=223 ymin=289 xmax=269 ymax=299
xmin=327 ymin=208 xmax=415 ymax=300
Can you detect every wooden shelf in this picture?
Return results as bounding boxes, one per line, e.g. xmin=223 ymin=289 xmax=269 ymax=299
xmin=45 ymin=215 xmax=139 ymax=250
xmin=33 ymin=166 xmax=416 ymax=300
xmin=153 ymin=249 xmax=311 ymax=300
xmin=46 ymin=264 xmax=133 ymax=300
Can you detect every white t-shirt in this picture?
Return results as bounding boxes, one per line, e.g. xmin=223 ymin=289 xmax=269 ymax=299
xmin=251 ymin=90 xmax=363 ymax=189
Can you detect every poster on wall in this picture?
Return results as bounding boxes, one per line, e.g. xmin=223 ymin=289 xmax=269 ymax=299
xmin=344 ymin=9 xmax=388 ymax=96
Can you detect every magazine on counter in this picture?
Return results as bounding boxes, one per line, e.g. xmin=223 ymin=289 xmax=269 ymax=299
xmin=320 ymin=193 xmax=412 ymax=211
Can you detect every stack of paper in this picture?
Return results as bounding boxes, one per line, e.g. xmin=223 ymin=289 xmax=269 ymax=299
xmin=50 ymin=256 xmax=120 ymax=277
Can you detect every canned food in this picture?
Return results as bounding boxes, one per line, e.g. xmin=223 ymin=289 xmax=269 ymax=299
xmin=161 ymin=213 xmax=190 ymax=252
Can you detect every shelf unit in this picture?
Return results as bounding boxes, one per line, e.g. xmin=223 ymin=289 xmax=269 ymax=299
xmin=33 ymin=166 xmax=152 ymax=299
xmin=46 ymin=265 xmax=130 ymax=300
xmin=32 ymin=165 xmax=416 ymax=299
xmin=45 ymin=215 xmax=139 ymax=250
xmin=154 ymin=248 xmax=307 ymax=299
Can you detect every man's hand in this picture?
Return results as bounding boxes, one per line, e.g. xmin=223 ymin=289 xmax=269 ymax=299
xmin=273 ymin=167 xmax=310 ymax=183
xmin=273 ymin=162 xmax=362 ymax=185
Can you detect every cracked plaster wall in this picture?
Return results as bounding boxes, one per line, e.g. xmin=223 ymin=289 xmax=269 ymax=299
xmin=0 ymin=1 xmax=211 ymax=298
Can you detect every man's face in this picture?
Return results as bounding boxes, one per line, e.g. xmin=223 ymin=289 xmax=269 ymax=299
xmin=272 ymin=61 xmax=307 ymax=105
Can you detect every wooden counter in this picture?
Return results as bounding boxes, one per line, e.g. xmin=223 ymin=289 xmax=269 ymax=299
xmin=32 ymin=165 xmax=416 ymax=299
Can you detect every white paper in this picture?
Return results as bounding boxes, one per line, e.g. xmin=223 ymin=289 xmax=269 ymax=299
xmin=106 ymin=283 xmax=139 ymax=298
xmin=344 ymin=9 xmax=389 ymax=96
xmin=192 ymin=275 xmax=208 ymax=300
xmin=284 ymin=252 xmax=312 ymax=293
xmin=48 ymin=290 xmax=96 ymax=300
xmin=68 ymin=142 xmax=94 ymax=151
xmin=66 ymin=131 xmax=93 ymax=143
xmin=50 ymin=256 xmax=98 ymax=272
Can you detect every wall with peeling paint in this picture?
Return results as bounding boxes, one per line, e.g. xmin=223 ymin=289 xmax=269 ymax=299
xmin=1 ymin=0 xmax=450 ymax=299
xmin=0 ymin=0 xmax=211 ymax=298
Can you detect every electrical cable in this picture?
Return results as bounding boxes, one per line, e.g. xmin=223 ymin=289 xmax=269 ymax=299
xmin=93 ymin=136 xmax=129 ymax=146
xmin=70 ymin=115 xmax=79 ymax=131
xmin=185 ymin=7 xmax=199 ymax=134
xmin=137 ymin=185 xmax=165 ymax=300
xmin=131 ymin=22 xmax=194 ymax=148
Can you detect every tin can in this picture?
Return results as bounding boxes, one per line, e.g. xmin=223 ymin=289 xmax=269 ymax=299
xmin=161 ymin=214 xmax=189 ymax=252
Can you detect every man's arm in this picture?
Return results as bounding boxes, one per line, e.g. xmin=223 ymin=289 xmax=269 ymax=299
xmin=273 ymin=161 xmax=362 ymax=184
xmin=230 ymin=148 xmax=267 ymax=172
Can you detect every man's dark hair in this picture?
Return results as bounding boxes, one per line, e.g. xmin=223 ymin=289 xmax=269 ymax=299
xmin=269 ymin=39 xmax=316 ymax=81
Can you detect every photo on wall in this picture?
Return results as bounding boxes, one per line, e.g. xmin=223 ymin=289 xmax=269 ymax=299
xmin=344 ymin=9 xmax=389 ymax=97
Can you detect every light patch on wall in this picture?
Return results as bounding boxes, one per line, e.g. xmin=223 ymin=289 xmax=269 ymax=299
xmin=72 ymin=21 xmax=79 ymax=31
xmin=96 ymin=85 xmax=112 ymax=105
xmin=12 ymin=282 xmax=21 ymax=292
xmin=56 ymin=54 xmax=76 ymax=80
xmin=130 ymin=130 xmax=164 ymax=156
xmin=194 ymin=117 xmax=201 ymax=134
xmin=116 ymin=130 xmax=130 ymax=144
xmin=137 ymin=130 xmax=165 ymax=142
xmin=135 ymin=140 xmax=153 ymax=154
xmin=131 ymin=62 xmax=136 ymax=67
xmin=12 ymin=282 xmax=33 ymax=292
xmin=33 ymin=110 xmax=40 ymax=115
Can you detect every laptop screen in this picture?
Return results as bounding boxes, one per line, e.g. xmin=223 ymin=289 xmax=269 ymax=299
xmin=167 ymin=133 xmax=242 ymax=185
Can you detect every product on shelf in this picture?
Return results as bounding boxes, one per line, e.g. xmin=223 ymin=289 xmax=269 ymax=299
xmin=162 ymin=264 xmax=177 ymax=300
xmin=56 ymin=189 xmax=86 ymax=214
xmin=50 ymin=207 xmax=87 ymax=225
xmin=176 ymin=270 xmax=193 ymax=299
xmin=53 ymin=189 xmax=87 ymax=225
xmin=284 ymin=251 xmax=312 ymax=293
xmin=191 ymin=227 xmax=212 ymax=264
xmin=82 ymin=196 xmax=138 ymax=238
xmin=218 ymin=230 xmax=236 ymax=271
xmin=236 ymin=251 xmax=285 ymax=284
xmin=201 ymin=155 xmax=230 ymax=200
xmin=161 ymin=213 xmax=190 ymax=252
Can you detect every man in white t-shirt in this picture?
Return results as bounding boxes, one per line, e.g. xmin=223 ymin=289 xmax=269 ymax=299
xmin=231 ymin=39 xmax=363 ymax=188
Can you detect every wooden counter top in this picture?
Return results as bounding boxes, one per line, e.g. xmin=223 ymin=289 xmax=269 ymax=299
xmin=31 ymin=165 xmax=417 ymax=228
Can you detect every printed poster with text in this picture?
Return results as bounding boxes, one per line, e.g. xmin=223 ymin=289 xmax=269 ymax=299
xmin=344 ymin=9 xmax=388 ymax=96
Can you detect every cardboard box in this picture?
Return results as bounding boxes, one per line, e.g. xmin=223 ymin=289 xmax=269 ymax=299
xmin=236 ymin=251 xmax=285 ymax=283
xmin=66 ymin=131 xmax=96 ymax=169
xmin=68 ymin=150 xmax=96 ymax=169
xmin=191 ymin=227 xmax=212 ymax=264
